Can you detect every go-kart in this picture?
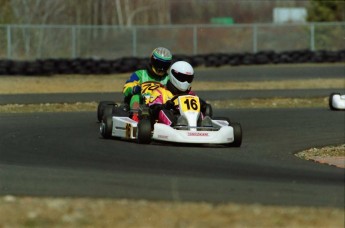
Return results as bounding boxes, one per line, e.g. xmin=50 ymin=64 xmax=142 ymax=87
xmin=98 ymin=84 xmax=242 ymax=147
xmin=97 ymin=81 xmax=213 ymax=122
xmin=329 ymin=93 xmax=345 ymax=111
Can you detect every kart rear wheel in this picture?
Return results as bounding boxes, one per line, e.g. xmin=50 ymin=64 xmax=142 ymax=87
xmin=97 ymin=101 xmax=115 ymax=122
xmin=137 ymin=118 xmax=152 ymax=144
xmin=100 ymin=113 xmax=113 ymax=139
xmin=204 ymin=103 xmax=213 ymax=118
xmin=231 ymin=122 xmax=242 ymax=147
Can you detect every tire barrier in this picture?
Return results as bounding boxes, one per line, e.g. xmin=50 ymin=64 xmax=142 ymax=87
xmin=0 ymin=49 xmax=344 ymax=76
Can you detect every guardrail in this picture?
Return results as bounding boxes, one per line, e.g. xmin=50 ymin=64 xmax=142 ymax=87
xmin=0 ymin=22 xmax=344 ymax=60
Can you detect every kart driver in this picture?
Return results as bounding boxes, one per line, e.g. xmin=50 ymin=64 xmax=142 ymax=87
xmin=122 ymin=47 xmax=173 ymax=122
xmin=147 ymin=61 xmax=211 ymax=127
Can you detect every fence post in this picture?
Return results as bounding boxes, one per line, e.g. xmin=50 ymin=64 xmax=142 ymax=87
xmin=71 ymin=26 xmax=77 ymax=58
xmin=132 ymin=27 xmax=137 ymax=57
xmin=6 ymin=25 xmax=12 ymax=59
xmin=252 ymin=24 xmax=257 ymax=53
xmin=193 ymin=26 xmax=198 ymax=55
xmin=310 ymin=23 xmax=315 ymax=51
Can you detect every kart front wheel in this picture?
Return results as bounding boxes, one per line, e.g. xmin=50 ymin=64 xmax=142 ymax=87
xmin=100 ymin=113 xmax=113 ymax=139
xmin=231 ymin=122 xmax=242 ymax=147
xmin=137 ymin=119 xmax=152 ymax=144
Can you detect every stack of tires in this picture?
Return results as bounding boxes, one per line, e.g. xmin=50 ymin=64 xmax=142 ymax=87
xmin=0 ymin=49 xmax=344 ymax=76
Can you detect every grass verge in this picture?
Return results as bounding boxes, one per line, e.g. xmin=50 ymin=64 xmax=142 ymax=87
xmin=0 ymin=97 xmax=330 ymax=113
xmin=1 ymin=196 xmax=344 ymax=228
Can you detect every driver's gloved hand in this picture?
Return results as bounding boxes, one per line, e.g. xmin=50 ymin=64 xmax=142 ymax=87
xmin=164 ymin=100 xmax=175 ymax=110
xmin=132 ymin=85 xmax=141 ymax=94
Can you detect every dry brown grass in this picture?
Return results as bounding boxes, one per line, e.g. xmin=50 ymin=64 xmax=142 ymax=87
xmin=0 ymin=74 xmax=343 ymax=94
xmin=1 ymin=196 xmax=344 ymax=228
xmin=296 ymin=145 xmax=345 ymax=159
xmin=0 ymin=97 xmax=330 ymax=113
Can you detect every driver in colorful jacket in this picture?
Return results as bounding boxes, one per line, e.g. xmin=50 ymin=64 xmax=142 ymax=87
xmin=147 ymin=61 xmax=210 ymax=127
xmin=122 ymin=47 xmax=172 ymax=122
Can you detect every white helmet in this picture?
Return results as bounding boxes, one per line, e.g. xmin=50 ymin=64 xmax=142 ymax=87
xmin=169 ymin=61 xmax=194 ymax=92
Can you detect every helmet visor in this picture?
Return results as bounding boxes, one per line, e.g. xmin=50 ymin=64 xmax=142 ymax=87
xmin=171 ymin=69 xmax=194 ymax=83
xmin=151 ymin=56 xmax=171 ymax=73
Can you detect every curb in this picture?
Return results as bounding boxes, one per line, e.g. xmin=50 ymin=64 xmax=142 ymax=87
xmin=310 ymin=156 xmax=345 ymax=168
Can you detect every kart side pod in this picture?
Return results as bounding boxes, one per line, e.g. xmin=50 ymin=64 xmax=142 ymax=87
xmin=112 ymin=117 xmax=138 ymax=139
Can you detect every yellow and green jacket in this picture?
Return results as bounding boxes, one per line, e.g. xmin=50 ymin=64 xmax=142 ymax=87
xmin=123 ymin=69 xmax=169 ymax=96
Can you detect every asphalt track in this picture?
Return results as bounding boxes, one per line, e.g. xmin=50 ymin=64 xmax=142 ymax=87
xmin=0 ymin=64 xmax=344 ymax=208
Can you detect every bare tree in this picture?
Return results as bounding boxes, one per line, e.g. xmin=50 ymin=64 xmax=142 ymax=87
xmin=1 ymin=0 xmax=311 ymax=26
xmin=8 ymin=0 xmax=68 ymax=57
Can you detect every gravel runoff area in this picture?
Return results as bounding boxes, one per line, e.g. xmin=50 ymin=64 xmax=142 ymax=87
xmin=0 ymin=73 xmax=344 ymax=227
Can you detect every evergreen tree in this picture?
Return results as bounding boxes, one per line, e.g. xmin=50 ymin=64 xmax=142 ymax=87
xmin=307 ymin=0 xmax=345 ymax=22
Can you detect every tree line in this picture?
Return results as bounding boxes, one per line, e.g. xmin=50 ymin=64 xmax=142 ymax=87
xmin=0 ymin=0 xmax=343 ymax=26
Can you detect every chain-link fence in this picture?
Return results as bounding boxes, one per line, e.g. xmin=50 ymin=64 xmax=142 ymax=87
xmin=0 ymin=22 xmax=344 ymax=60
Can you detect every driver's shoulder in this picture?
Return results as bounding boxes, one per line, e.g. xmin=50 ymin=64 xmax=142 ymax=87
xmin=134 ymin=69 xmax=148 ymax=77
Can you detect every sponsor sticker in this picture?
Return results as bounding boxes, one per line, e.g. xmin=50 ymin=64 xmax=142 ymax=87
xmin=187 ymin=132 xmax=209 ymax=136
xmin=158 ymin=135 xmax=168 ymax=139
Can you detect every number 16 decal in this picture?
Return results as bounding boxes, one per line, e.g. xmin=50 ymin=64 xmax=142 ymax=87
xmin=179 ymin=96 xmax=200 ymax=112
xmin=184 ymin=98 xmax=199 ymax=110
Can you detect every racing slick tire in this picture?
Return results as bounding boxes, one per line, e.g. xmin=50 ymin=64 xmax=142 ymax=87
xmin=137 ymin=118 xmax=152 ymax=144
xmin=204 ymin=103 xmax=213 ymax=118
xmin=328 ymin=93 xmax=344 ymax=111
xmin=329 ymin=93 xmax=337 ymax=110
xmin=230 ymin=122 xmax=242 ymax=147
xmin=97 ymin=101 xmax=115 ymax=122
xmin=100 ymin=113 xmax=113 ymax=139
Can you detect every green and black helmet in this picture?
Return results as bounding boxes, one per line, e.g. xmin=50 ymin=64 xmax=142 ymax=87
xmin=150 ymin=47 xmax=173 ymax=77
